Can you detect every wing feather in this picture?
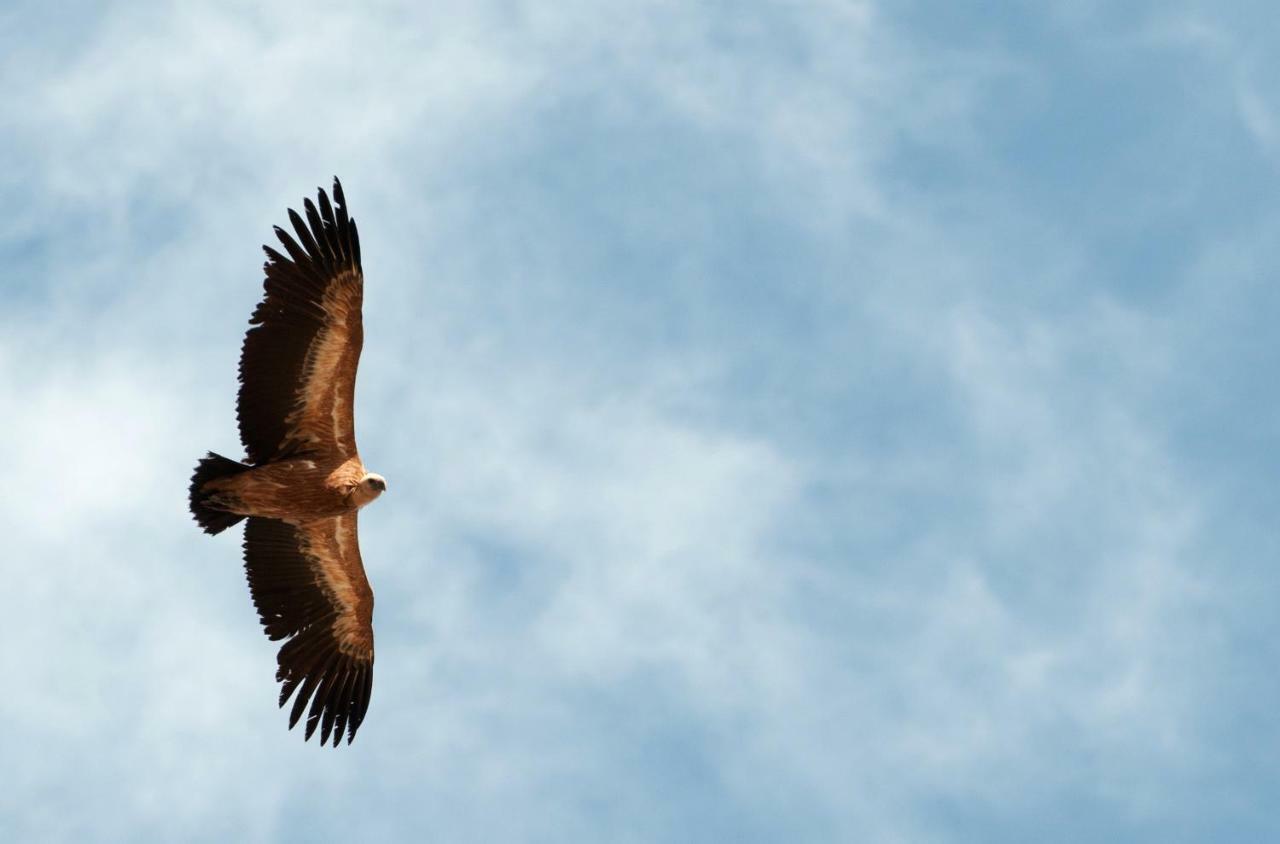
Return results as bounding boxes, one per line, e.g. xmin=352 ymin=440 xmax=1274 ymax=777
xmin=237 ymin=177 xmax=364 ymax=463
xmin=288 ymin=208 xmax=326 ymax=265
xmin=304 ymin=199 xmax=332 ymax=262
xmin=243 ymin=513 xmax=374 ymax=746
xmin=316 ymin=189 xmax=346 ymax=267
xmin=327 ymin=669 xmax=357 ymax=747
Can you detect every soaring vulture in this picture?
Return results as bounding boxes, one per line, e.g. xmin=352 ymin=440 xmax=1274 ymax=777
xmin=188 ymin=178 xmax=383 ymax=747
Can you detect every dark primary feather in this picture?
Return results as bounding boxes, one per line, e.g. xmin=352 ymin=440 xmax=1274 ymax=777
xmin=243 ymin=516 xmax=374 ymax=746
xmin=237 ymin=177 xmax=363 ymax=464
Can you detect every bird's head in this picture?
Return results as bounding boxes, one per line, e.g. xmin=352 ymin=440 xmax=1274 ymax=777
xmin=350 ymin=472 xmax=387 ymax=507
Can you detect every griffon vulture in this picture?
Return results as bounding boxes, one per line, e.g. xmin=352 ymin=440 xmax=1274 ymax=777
xmin=188 ymin=178 xmax=383 ymax=747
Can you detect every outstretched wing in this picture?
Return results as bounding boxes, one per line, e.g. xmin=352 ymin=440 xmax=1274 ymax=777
xmin=243 ymin=513 xmax=375 ymax=746
xmin=238 ymin=177 xmax=364 ymax=464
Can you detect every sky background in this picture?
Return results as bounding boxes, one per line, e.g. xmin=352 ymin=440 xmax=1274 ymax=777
xmin=2 ymin=1 xmax=1278 ymax=841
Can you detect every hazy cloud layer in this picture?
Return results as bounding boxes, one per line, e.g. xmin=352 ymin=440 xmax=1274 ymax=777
xmin=2 ymin=2 xmax=1277 ymax=841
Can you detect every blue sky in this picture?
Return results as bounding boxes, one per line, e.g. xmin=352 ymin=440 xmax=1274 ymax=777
xmin=2 ymin=1 xmax=1278 ymax=841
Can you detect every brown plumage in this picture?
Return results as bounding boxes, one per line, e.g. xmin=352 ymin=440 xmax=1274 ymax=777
xmin=188 ymin=178 xmax=383 ymax=747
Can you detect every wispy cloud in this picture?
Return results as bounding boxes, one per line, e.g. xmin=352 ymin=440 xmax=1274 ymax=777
xmin=1 ymin=1 xmax=1276 ymax=841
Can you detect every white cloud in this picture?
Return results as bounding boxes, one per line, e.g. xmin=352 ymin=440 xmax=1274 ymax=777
xmin=0 ymin=1 xmax=1257 ymax=841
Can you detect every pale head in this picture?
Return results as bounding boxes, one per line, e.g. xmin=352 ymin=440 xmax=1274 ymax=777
xmin=350 ymin=472 xmax=388 ymax=508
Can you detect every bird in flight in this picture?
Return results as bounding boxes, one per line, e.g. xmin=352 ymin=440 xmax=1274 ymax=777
xmin=188 ymin=178 xmax=382 ymax=747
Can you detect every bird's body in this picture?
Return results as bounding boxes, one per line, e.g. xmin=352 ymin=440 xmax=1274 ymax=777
xmin=188 ymin=178 xmax=383 ymax=747
xmin=201 ymin=455 xmax=381 ymax=521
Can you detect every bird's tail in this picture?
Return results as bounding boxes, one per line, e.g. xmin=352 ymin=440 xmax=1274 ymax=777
xmin=189 ymin=452 xmax=250 ymax=535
